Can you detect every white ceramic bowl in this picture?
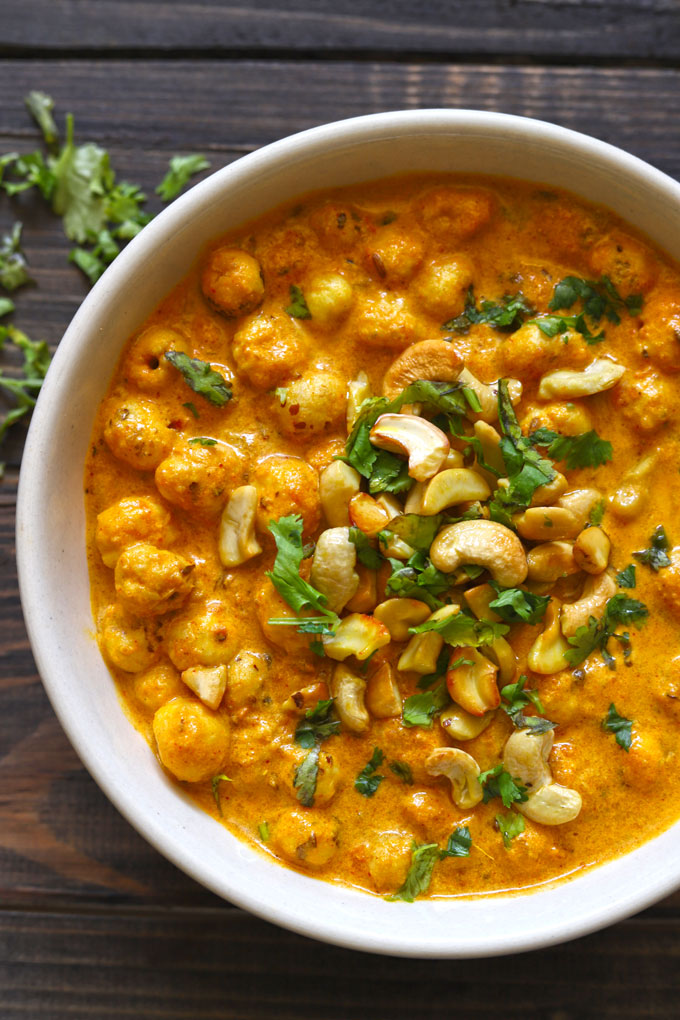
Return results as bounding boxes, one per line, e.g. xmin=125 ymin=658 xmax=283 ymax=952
xmin=17 ymin=110 xmax=680 ymax=958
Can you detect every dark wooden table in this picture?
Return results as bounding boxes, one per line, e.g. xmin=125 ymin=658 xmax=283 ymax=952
xmin=3 ymin=3 xmax=680 ymax=1016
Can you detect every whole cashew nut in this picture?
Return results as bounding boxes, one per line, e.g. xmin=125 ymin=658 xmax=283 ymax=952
xmin=560 ymin=570 xmax=617 ymax=638
xmin=502 ymin=729 xmax=582 ymax=826
xmin=330 ymin=664 xmax=370 ymax=733
xmin=310 ymin=527 xmax=359 ymax=613
xmin=425 ymin=747 xmax=483 ymax=808
xmin=429 ymin=519 xmax=528 ymax=586
xmin=382 ymin=339 xmax=463 ymax=400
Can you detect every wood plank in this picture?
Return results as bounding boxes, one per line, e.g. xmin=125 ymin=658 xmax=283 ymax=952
xmin=2 ymin=0 xmax=680 ymax=60
xmin=4 ymin=60 xmax=680 ymax=927
xmin=3 ymin=907 xmax=680 ymax=1018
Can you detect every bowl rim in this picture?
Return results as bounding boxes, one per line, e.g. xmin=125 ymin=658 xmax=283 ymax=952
xmin=16 ymin=108 xmax=680 ymax=958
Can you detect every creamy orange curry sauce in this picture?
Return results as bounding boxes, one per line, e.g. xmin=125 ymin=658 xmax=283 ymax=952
xmin=85 ymin=174 xmax=680 ymax=900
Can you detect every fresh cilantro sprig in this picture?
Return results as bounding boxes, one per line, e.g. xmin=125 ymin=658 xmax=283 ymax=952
xmin=348 ymin=527 xmax=383 ymax=570
xmin=442 ymin=287 xmax=532 ymax=334
xmin=0 ymin=325 xmax=51 ymax=471
xmin=156 ymin=154 xmax=210 ymax=201
xmin=0 ymin=222 xmax=33 ymax=292
xmin=528 ymin=312 xmax=604 ymax=345
xmin=388 ymin=826 xmax=472 ymax=902
xmin=354 ymin=747 xmax=385 ymax=797
xmin=165 ymin=350 xmax=232 ymax=407
xmin=501 ymin=676 xmax=545 ymax=727
xmin=478 ymin=764 xmax=528 ymax=808
xmin=602 ymin=703 xmax=633 ymax=751
xmin=565 ymin=593 xmax=649 ymax=669
xmin=266 ymin=517 xmax=340 ymax=636
xmin=408 ymin=611 xmax=509 ymax=647
xmin=529 ymin=274 xmax=642 ymax=345
xmin=634 ymin=525 xmax=672 ymax=572
xmin=529 ymin=427 xmax=613 ymax=470
xmin=385 ymin=551 xmax=450 ymax=610
xmin=402 ymin=682 xmax=450 ymax=728
xmin=488 ymin=583 xmax=550 ymax=625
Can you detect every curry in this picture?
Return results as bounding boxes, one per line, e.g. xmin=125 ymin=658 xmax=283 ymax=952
xmin=84 ymin=173 xmax=680 ymax=901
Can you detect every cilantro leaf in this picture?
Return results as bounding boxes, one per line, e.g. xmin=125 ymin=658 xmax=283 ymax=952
xmin=409 ymin=611 xmax=509 ymax=647
xmin=165 ymin=350 xmax=232 ymax=406
xmin=385 ymin=552 xmax=450 ymax=610
xmin=531 ymin=274 xmax=643 ymax=345
xmin=389 ymin=761 xmax=413 ymax=784
xmin=369 ymin=448 xmax=413 ymax=495
xmin=285 ymin=284 xmax=311 ymax=319
xmin=589 ymin=499 xmax=606 ymax=526
xmin=211 ymin=773 xmax=232 ymax=816
xmin=616 ymin=565 xmax=636 ymax=589
xmin=528 ymin=312 xmax=604 ymax=345
xmin=402 ymin=683 xmax=450 ymax=728
xmin=266 ymin=516 xmax=340 ymax=628
xmin=440 ymin=825 xmax=472 ymax=858
xmin=51 ymin=114 xmax=113 ymax=243
xmin=388 ymin=842 xmax=440 ymax=902
xmin=605 ymin=593 xmax=649 ymax=628
xmin=496 ymin=811 xmax=525 ymax=848
xmin=488 ymin=583 xmax=550 ymax=625
xmin=0 ymin=324 xmax=51 ymax=449
xmin=529 ymin=427 xmax=613 ymax=470
xmin=501 ymin=675 xmax=545 ymax=726
xmin=565 ymin=594 xmax=649 ymax=668
xmin=382 ymin=513 xmax=444 ymax=553
xmin=294 ymin=746 xmax=319 ymax=806
xmin=602 ymin=703 xmax=633 ymax=751
xmin=25 ymin=90 xmax=59 ymax=151
xmin=443 ymin=287 xmax=532 ymax=333
xmin=0 ymin=222 xmax=34 ymax=292
xmin=479 ymin=764 xmax=528 ymax=808
xmin=156 ymin=154 xmax=210 ymax=201
xmin=489 ymin=379 xmax=556 ymax=522
xmin=564 ymin=616 xmax=600 ymax=668
xmin=294 ymin=699 xmax=340 ymax=749
xmin=348 ymin=527 xmax=383 ymax=570
xmin=354 ymin=747 xmax=385 ymax=797
xmin=634 ymin=525 xmax=672 ymax=572
xmin=0 ymin=298 xmax=14 ymax=319
xmin=188 ymin=436 xmax=217 ymax=447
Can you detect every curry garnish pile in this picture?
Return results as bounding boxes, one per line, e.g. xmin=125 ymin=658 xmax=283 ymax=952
xmin=85 ymin=173 xmax=680 ymax=900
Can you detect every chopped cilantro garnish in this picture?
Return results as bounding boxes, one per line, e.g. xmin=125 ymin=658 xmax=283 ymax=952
xmin=294 ymin=699 xmax=340 ymax=748
xmin=496 ymin=811 xmax=525 ymax=848
xmin=529 ymin=427 xmax=613 ymax=470
xmin=0 ymin=324 xmax=51 ymax=458
xmin=389 ymin=761 xmax=414 ymax=785
xmin=266 ymin=517 xmax=339 ymax=632
xmin=165 ymin=350 xmax=232 ymax=406
xmin=442 ymin=287 xmax=532 ymax=334
xmin=156 ymin=154 xmax=210 ymax=201
xmin=479 ymin=764 xmax=528 ymax=808
xmin=409 ymin=611 xmax=509 ymax=647
xmin=294 ymin=746 xmax=320 ymax=806
xmin=385 ymin=551 xmax=450 ymax=610
xmin=616 ymin=565 xmax=636 ymax=589
xmin=348 ymin=527 xmax=383 ymax=569
xmin=565 ymin=594 xmax=649 ymax=668
xmin=402 ymin=683 xmax=450 ymax=729
xmin=501 ymin=675 xmax=545 ymax=727
xmin=488 ymin=583 xmax=550 ymax=625
xmin=633 ymin=525 xmax=672 ymax=572
xmin=388 ymin=842 xmax=440 ymax=902
xmin=188 ymin=436 xmax=217 ymax=447
xmin=589 ymin=499 xmax=606 ymax=526
xmin=602 ymin=703 xmax=633 ymax=751
xmin=440 ymin=825 xmax=472 ymax=858
xmin=285 ymin=284 xmax=311 ymax=319
xmin=258 ymin=821 xmax=270 ymax=842
xmin=0 ymin=222 xmax=33 ymax=292
xmin=354 ymin=747 xmax=385 ymax=797
xmin=211 ymin=773 xmax=232 ymax=816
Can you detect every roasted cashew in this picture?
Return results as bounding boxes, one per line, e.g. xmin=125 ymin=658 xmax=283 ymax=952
xmin=458 ymin=367 xmax=522 ymax=423
xmin=609 ymin=449 xmax=659 ymax=520
xmin=425 ymin=747 xmax=483 ymax=808
xmin=440 ymin=703 xmax=493 ymax=742
xmin=319 ymin=461 xmax=361 ymax=527
xmin=430 ymin=519 xmax=528 ymax=586
xmin=527 ymin=598 xmax=570 ymax=674
xmin=397 ymin=605 xmax=458 ymax=674
xmin=557 ymin=488 xmax=603 ymax=530
xmin=347 ymin=371 xmax=372 ymax=431
xmin=514 ymin=506 xmax=581 ymax=542
xmin=527 ymin=541 xmax=578 ymax=583
xmin=503 ymin=729 xmax=582 ymax=825
xmin=330 ymin=664 xmax=370 ymax=733
xmin=323 ymin=613 xmax=391 ymax=661
xmin=218 ymin=485 xmax=262 ymax=567
xmin=421 ymin=467 xmax=491 ymax=514
xmin=370 ymin=413 xmax=450 ymax=481
xmin=382 ymin=339 xmax=463 ymax=400
xmin=573 ymin=526 xmax=611 ymax=575
xmin=374 ymin=598 xmax=432 ymax=641
xmin=181 ymin=664 xmax=227 ymax=710
xmin=310 ymin=527 xmax=359 ymax=613
xmin=560 ymin=570 xmax=617 ymax=637
xmin=365 ymin=662 xmax=402 ymax=718
xmin=538 ymin=358 xmax=625 ymax=399
xmin=446 ymin=646 xmax=501 ymax=716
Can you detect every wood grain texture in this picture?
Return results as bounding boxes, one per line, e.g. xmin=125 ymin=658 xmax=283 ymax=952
xmin=3 ymin=0 xmax=680 ymax=60
xmin=3 ymin=51 xmax=680 ymax=1015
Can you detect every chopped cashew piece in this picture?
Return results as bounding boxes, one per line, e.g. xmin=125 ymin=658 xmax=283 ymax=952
xmin=527 ymin=599 xmax=570 ymax=674
xmin=366 ymin=662 xmax=402 ymax=718
xmin=482 ymin=636 xmax=517 ymax=684
xmin=464 ymin=582 xmax=502 ymax=623
xmin=310 ymin=527 xmax=359 ymax=613
xmin=382 ymin=339 xmax=463 ymax=400
xmin=369 ymin=413 xmax=450 ymax=482
xmin=446 ymin=646 xmax=500 ymax=716
xmin=530 ymin=472 xmax=568 ymax=507
xmin=348 ymin=492 xmax=391 ymax=536
xmin=537 ymin=358 xmax=625 ymax=400
xmin=514 ymin=506 xmax=581 ymax=542
xmin=430 ymin=519 xmax=528 ymax=586
xmin=573 ymin=526 xmax=611 ymax=575
xmin=181 ymin=664 xmax=227 ymax=710
xmin=345 ymin=565 xmax=378 ymax=613
xmin=527 ymin=542 xmax=578 ymax=583
xmin=397 ymin=605 xmax=458 ymax=674
xmin=322 ymin=614 xmax=391 ymax=661
xmin=503 ymin=729 xmax=582 ymax=826
xmin=319 ymin=461 xmax=361 ymax=527
xmin=560 ymin=570 xmax=617 ymax=638
xmin=347 ymin=371 xmax=372 ymax=432
xmin=608 ymin=450 xmax=659 ymax=520
xmin=425 ymin=747 xmax=483 ymax=809
xmin=282 ymin=681 xmax=329 ymax=713
xmin=330 ymin=664 xmax=370 ymax=733
xmin=374 ymin=598 xmax=431 ymax=641
xmin=557 ymin=488 xmax=603 ymax=530
xmin=404 ymin=480 xmax=426 ymax=514
xmin=440 ymin=703 xmax=493 ymax=742
xmin=218 ymin=485 xmax=262 ymax=567
xmin=421 ymin=468 xmax=491 ymax=515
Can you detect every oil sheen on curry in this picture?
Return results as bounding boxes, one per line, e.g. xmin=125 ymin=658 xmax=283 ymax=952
xmin=85 ymin=174 xmax=680 ymax=901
